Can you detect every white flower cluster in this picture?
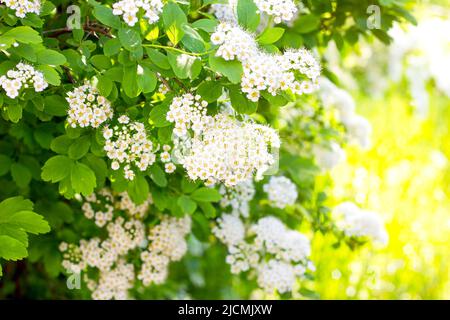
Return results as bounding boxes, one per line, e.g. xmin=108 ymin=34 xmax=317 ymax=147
xmin=388 ymin=19 xmax=450 ymax=116
xmin=211 ymin=22 xmax=320 ymax=101
xmin=210 ymin=0 xmax=298 ymax=24
xmin=138 ymin=215 xmax=191 ymax=285
xmin=103 ymin=116 xmax=156 ymax=180
xmin=80 ymin=189 xmax=153 ymax=226
xmin=210 ymin=0 xmax=237 ymax=22
xmin=213 ymin=215 xmax=313 ymax=294
xmin=66 ymin=82 xmax=113 ymax=128
xmin=263 ymin=176 xmax=297 ymax=209
xmin=312 ymin=142 xmax=346 ymax=171
xmin=0 ymin=0 xmax=41 ymax=18
xmin=319 ymin=78 xmax=372 ymax=149
xmin=333 ymin=202 xmax=389 ymax=245
xmin=219 ymin=179 xmax=255 ymax=217
xmin=254 ymin=0 xmax=297 ymax=24
xmin=61 ymin=189 xmax=192 ymax=299
xmin=0 ymin=62 xmax=48 ymax=99
xmin=168 ymin=96 xmax=280 ymax=186
xmin=112 ymin=0 xmax=163 ymax=27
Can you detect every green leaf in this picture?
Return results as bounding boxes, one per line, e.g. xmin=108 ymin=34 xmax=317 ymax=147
xmin=36 ymin=65 xmax=61 ymax=86
xmin=197 ymin=81 xmax=223 ymax=103
xmin=68 ymin=135 xmax=91 ymax=160
xmin=237 ymin=0 xmax=260 ymax=32
xmin=209 ymin=54 xmax=243 ymax=84
xmin=149 ymin=101 xmax=171 ymax=127
xmin=167 ymin=51 xmax=201 ymax=80
xmin=118 ymin=28 xmax=142 ymax=52
xmin=177 ymin=195 xmax=197 ymax=215
xmin=97 ymin=75 xmax=113 ymax=97
xmin=229 ymin=85 xmax=258 ymax=114
xmin=0 ymin=155 xmax=12 ymax=176
xmin=258 ymin=27 xmax=285 ymax=45
xmin=162 ymin=2 xmax=187 ymax=45
xmin=11 ymin=163 xmax=32 ymax=188
xmin=50 ymin=135 xmax=73 ymax=155
xmin=41 ymin=155 xmax=74 ymax=183
xmin=3 ymin=26 xmax=42 ymax=44
xmin=127 ymin=175 xmax=149 ymax=205
xmin=0 ymin=197 xmax=49 ymax=263
xmin=192 ymin=19 xmax=218 ymax=33
xmin=137 ymin=65 xmax=157 ymax=93
xmin=295 ymin=14 xmax=321 ymax=34
xmin=92 ymin=4 xmax=121 ymax=29
xmin=146 ymin=49 xmax=171 ymax=70
xmin=122 ymin=65 xmax=141 ymax=98
xmin=70 ymin=162 xmax=96 ymax=196
xmin=44 ymin=95 xmax=69 ymax=116
xmin=190 ymin=187 xmax=221 ymax=202
xmin=148 ymin=164 xmax=167 ymax=187
xmin=181 ymin=24 xmax=206 ymax=53
xmin=7 ymin=104 xmax=22 ymax=123
xmin=90 ymin=55 xmax=112 ymax=70
xmin=36 ymin=49 xmax=67 ymax=66
xmin=198 ymin=201 xmax=216 ymax=218
xmin=181 ymin=177 xmax=201 ymax=194
xmin=104 ymin=38 xmax=121 ymax=56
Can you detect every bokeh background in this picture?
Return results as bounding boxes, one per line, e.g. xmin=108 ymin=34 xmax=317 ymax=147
xmin=312 ymin=0 xmax=450 ymax=299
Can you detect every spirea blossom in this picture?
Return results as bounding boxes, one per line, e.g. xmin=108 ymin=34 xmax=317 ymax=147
xmin=319 ymin=77 xmax=372 ymax=149
xmin=333 ymin=202 xmax=389 ymax=245
xmin=0 ymin=62 xmax=48 ymax=99
xmin=210 ymin=0 xmax=237 ymax=22
xmin=263 ymin=176 xmax=297 ymax=209
xmin=138 ymin=215 xmax=191 ymax=286
xmin=61 ymin=189 xmax=191 ymax=300
xmin=103 ymin=116 xmax=157 ymax=180
xmin=214 ymin=215 xmax=312 ymax=293
xmin=254 ymin=0 xmax=298 ymax=24
xmin=219 ymin=179 xmax=255 ymax=217
xmin=0 ymin=0 xmax=41 ymax=18
xmin=312 ymin=142 xmax=346 ymax=170
xmin=66 ymin=82 xmax=113 ymax=128
xmin=211 ymin=22 xmax=320 ymax=101
xmin=112 ymin=0 xmax=163 ymax=27
xmin=81 ymin=189 xmax=115 ymax=227
xmin=168 ymin=94 xmax=280 ymax=186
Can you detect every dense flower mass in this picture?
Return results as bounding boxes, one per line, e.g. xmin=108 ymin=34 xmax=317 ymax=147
xmin=66 ymin=82 xmax=113 ymax=128
xmin=319 ymin=78 xmax=372 ymax=149
xmin=254 ymin=0 xmax=298 ymax=24
xmin=0 ymin=62 xmax=48 ymax=98
xmin=0 ymin=0 xmax=41 ymax=18
xmin=210 ymin=0 xmax=298 ymax=24
xmin=263 ymin=176 xmax=298 ymax=209
xmin=112 ymin=0 xmax=163 ymax=27
xmin=333 ymin=202 xmax=389 ymax=245
xmin=168 ymin=94 xmax=280 ymax=186
xmin=214 ymin=215 xmax=312 ymax=293
xmin=61 ymin=189 xmax=191 ymax=299
xmin=103 ymin=116 xmax=156 ymax=180
xmin=211 ymin=22 xmax=320 ymax=101
xmin=219 ymin=179 xmax=255 ymax=217
xmin=139 ymin=215 xmax=191 ymax=285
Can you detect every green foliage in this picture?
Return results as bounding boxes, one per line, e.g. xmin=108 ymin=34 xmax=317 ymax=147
xmin=0 ymin=0 xmax=420 ymax=300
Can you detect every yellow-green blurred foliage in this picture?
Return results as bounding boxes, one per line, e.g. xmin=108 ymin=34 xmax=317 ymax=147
xmin=311 ymin=87 xmax=450 ymax=299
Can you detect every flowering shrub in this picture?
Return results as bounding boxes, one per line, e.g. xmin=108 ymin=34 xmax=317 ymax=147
xmin=0 ymin=0 xmax=416 ymax=299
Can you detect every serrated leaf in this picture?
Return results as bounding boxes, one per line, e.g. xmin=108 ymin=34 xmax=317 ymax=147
xmin=41 ymin=155 xmax=74 ymax=183
xmin=177 ymin=195 xmax=197 ymax=215
xmin=70 ymin=162 xmax=96 ymax=196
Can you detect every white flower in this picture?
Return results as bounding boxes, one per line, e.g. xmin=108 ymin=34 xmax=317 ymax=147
xmin=103 ymin=119 xmax=156 ymax=180
xmin=212 ymin=22 xmax=320 ymax=101
xmin=263 ymin=176 xmax=297 ymax=209
xmin=0 ymin=0 xmax=41 ymax=18
xmin=66 ymin=82 xmax=113 ymax=128
xmin=164 ymin=162 xmax=176 ymax=173
xmin=333 ymin=202 xmax=389 ymax=245
xmin=212 ymin=214 xmax=246 ymax=246
xmin=112 ymin=0 xmax=163 ymax=26
xmin=219 ymin=179 xmax=255 ymax=217
xmin=0 ymin=62 xmax=48 ymax=99
xmin=257 ymin=259 xmax=297 ymax=294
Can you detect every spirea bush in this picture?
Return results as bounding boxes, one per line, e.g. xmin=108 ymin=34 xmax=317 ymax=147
xmin=0 ymin=0 xmax=416 ymax=299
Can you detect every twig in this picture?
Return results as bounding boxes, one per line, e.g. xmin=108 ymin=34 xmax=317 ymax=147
xmin=62 ymin=65 xmax=75 ymax=84
xmin=156 ymin=73 xmax=172 ymax=91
